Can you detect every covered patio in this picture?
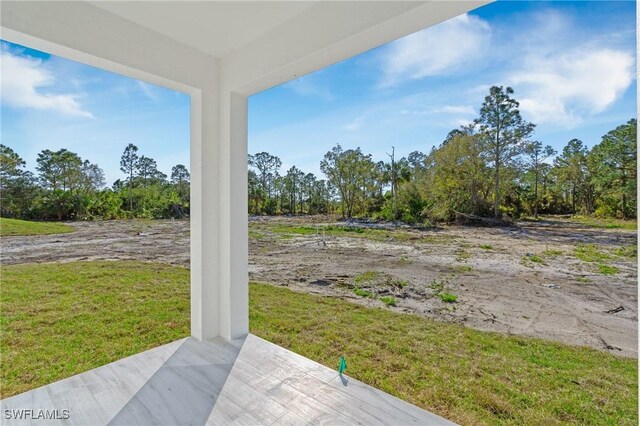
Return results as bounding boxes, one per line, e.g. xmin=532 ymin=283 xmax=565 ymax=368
xmin=1 ymin=334 xmax=453 ymax=425
xmin=1 ymin=1 xmax=486 ymax=424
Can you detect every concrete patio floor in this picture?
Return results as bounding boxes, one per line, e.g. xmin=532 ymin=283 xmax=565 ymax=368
xmin=1 ymin=334 xmax=454 ymax=425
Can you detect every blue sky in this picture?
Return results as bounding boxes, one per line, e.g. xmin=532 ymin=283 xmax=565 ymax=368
xmin=2 ymin=1 xmax=636 ymax=184
xmin=1 ymin=43 xmax=191 ymax=185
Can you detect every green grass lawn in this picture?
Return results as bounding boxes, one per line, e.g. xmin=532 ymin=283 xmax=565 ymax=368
xmin=1 ymin=262 xmax=190 ymax=397
xmin=0 ymin=218 xmax=74 ymax=236
xmin=1 ymin=261 xmax=637 ymax=425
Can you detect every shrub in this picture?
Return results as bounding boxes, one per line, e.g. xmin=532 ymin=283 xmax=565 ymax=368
xmin=438 ymin=292 xmax=458 ymax=303
xmin=353 ymin=288 xmax=375 ymax=298
xmin=379 ymin=296 xmax=396 ymax=306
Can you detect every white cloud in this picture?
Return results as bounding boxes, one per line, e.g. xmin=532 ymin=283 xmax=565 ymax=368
xmin=0 ymin=49 xmax=93 ymax=118
xmin=510 ymin=48 xmax=634 ymax=127
xmin=343 ymin=116 xmax=365 ymax=131
xmin=282 ymin=73 xmax=333 ymax=101
xmin=378 ymin=13 xmax=491 ymax=87
xmin=400 ymin=105 xmax=475 ymax=116
xmin=432 ymin=105 xmax=476 ymax=115
xmin=137 ymin=81 xmax=160 ymax=102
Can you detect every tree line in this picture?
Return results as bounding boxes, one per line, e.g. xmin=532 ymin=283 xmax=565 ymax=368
xmin=2 ymin=86 xmax=635 ymax=223
xmin=1 ymin=143 xmax=190 ymax=220
xmin=249 ymin=86 xmax=636 ymax=222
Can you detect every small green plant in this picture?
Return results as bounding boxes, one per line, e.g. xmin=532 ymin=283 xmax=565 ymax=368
xmin=455 ymin=249 xmax=471 ymax=262
xmin=353 ymin=287 xmax=375 ymax=298
xmin=576 ymin=276 xmax=591 ymax=283
xmin=597 ymin=264 xmax=619 ymax=275
xmin=521 ymin=254 xmax=545 ymax=266
xmin=429 ymin=279 xmax=445 ymax=292
xmin=354 ymin=271 xmax=381 ymax=284
xmin=614 ymin=246 xmax=637 ymax=259
xmin=248 ymin=229 xmax=265 ymax=240
xmin=397 ymin=255 xmax=412 ymax=265
xmin=392 ymin=279 xmax=408 ymax=288
xmin=576 ymin=244 xmax=610 ymax=263
xmin=379 ymin=296 xmax=396 ymax=306
xmin=450 ymin=265 xmax=473 ymax=273
xmin=438 ymin=292 xmax=458 ymax=303
xmin=542 ymin=249 xmax=563 ymax=257
xmin=479 ymin=244 xmax=493 ymax=250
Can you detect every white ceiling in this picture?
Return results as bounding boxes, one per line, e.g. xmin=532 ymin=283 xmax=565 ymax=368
xmin=91 ymin=1 xmax=319 ymax=58
xmin=2 ymin=1 xmax=488 ymax=93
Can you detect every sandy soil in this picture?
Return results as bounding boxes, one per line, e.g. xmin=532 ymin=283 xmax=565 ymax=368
xmin=2 ymin=217 xmax=637 ymax=357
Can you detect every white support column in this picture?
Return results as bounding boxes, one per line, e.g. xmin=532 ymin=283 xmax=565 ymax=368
xmin=218 ymin=91 xmax=249 ymax=340
xmin=191 ymin=84 xmax=248 ymax=341
xmin=190 ymin=86 xmax=222 ymax=341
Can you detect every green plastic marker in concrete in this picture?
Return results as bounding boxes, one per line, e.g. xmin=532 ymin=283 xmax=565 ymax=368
xmin=338 ymin=356 xmax=347 ymax=374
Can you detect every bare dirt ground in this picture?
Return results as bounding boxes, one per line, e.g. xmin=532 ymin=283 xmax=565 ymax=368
xmin=2 ymin=216 xmax=637 ymax=357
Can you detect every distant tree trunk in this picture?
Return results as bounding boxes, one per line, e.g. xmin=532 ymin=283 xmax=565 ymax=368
xmin=621 ymin=172 xmax=627 ymax=219
xmin=129 ymin=169 xmax=134 ymax=212
xmin=494 ymin=159 xmax=500 ymax=219
xmin=534 ymin=167 xmax=539 ymax=218
xmin=388 ymin=147 xmax=397 ymax=221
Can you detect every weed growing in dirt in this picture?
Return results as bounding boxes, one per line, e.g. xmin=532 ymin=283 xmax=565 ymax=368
xmin=379 ymin=296 xmax=397 ymax=306
xmin=614 ymin=246 xmax=637 ymax=259
xmin=529 ymin=255 xmax=545 ymax=263
xmin=248 ymin=229 xmax=265 ymax=240
xmin=392 ymin=279 xmax=408 ymax=288
xmin=438 ymin=292 xmax=458 ymax=303
xmin=397 ymin=255 xmax=412 ymax=265
xmin=429 ymin=279 xmax=459 ymax=304
xmin=576 ymin=244 xmax=611 ymax=263
xmin=597 ymin=264 xmax=619 ymax=275
xmin=455 ymin=249 xmax=471 ymax=262
xmin=576 ymin=277 xmax=591 ymax=283
xmin=522 ymin=254 xmax=545 ymax=266
xmin=353 ymin=287 xmax=375 ymax=298
xmin=543 ymin=249 xmax=563 ymax=257
xmin=479 ymin=244 xmax=493 ymax=250
xmin=450 ymin=265 xmax=473 ymax=273
xmin=429 ymin=279 xmax=445 ymax=292
xmin=354 ymin=271 xmax=381 ymax=284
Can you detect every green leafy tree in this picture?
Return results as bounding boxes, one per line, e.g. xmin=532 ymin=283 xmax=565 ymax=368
xmin=407 ymin=151 xmax=427 ymax=173
xmin=283 ymin=166 xmax=305 ymax=214
xmin=120 ymin=143 xmax=139 ymax=212
xmin=590 ymin=119 xmax=637 ymax=218
xmin=136 ymin=155 xmax=159 ymax=185
xmin=422 ymin=129 xmax=491 ymax=221
xmin=1 ymin=145 xmax=38 ymax=217
xmin=320 ymin=144 xmax=375 ymax=218
xmin=476 ymin=86 xmax=535 ymax=218
xmin=247 ymin=170 xmax=263 ymax=214
xmin=171 ymin=164 xmax=190 ymax=204
xmin=554 ymin=139 xmax=590 ymax=214
xmin=248 ymin=152 xmax=281 ymax=213
xmin=1 ymin=144 xmax=26 ymax=182
xmin=80 ymin=161 xmax=106 ymax=192
xmin=523 ymin=141 xmax=556 ymax=217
